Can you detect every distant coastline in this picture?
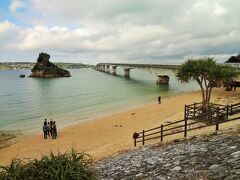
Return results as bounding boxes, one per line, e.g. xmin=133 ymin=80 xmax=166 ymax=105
xmin=0 ymin=62 xmax=94 ymax=70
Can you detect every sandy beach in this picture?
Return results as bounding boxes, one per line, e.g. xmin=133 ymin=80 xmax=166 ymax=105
xmin=0 ymin=88 xmax=239 ymax=165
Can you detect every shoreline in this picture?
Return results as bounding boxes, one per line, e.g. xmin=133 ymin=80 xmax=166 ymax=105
xmin=0 ymin=88 xmax=239 ymax=165
xmin=2 ymin=89 xmax=189 ymax=135
xmin=56 ymin=90 xmax=189 ymax=132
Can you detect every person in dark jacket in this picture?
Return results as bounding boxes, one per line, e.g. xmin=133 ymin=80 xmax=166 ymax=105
xmin=158 ymin=96 xmax=161 ymax=104
xmin=43 ymin=123 xmax=48 ymax=139
xmin=50 ymin=119 xmax=53 ymax=136
xmin=47 ymin=122 xmax=51 ymax=137
xmin=44 ymin=119 xmax=47 ymax=126
xmin=52 ymin=121 xmax=57 ymax=139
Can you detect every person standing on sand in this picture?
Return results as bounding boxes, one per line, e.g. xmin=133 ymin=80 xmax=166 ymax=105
xmin=43 ymin=123 xmax=48 ymax=139
xmin=50 ymin=119 xmax=53 ymax=136
xmin=44 ymin=119 xmax=47 ymax=126
xmin=52 ymin=121 xmax=57 ymax=139
xmin=47 ymin=122 xmax=51 ymax=137
xmin=158 ymin=96 xmax=161 ymax=104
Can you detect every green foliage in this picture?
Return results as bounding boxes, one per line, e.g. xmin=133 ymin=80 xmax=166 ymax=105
xmin=177 ymin=58 xmax=238 ymax=108
xmin=177 ymin=57 xmax=237 ymax=84
xmin=0 ymin=149 xmax=96 ymax=180
xmin=213 ymin=65 xmax=238 ymax=83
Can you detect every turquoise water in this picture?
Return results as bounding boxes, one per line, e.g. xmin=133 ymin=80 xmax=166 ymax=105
xmin=0 ymin=68 xmax=198 ymax=133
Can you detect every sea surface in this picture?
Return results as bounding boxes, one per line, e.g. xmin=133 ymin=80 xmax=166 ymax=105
xmin=0 ymin=68 xmax=198 ymax=133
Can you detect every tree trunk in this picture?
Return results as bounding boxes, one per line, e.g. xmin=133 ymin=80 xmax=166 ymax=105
xmin=196 ymin=77 xmax=209 ymax=112
xmin=202 ymin=89 xmax=208 ymax=112
xmin=207 ymin=87 xmax=213 ymax=104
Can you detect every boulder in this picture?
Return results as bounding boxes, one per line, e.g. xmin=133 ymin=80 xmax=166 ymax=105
xmin=30 ymin=53 xmax=71 ymax=78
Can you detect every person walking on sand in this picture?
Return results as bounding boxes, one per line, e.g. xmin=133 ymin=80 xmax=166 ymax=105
xmin=43 ymin=122 xmax=48 ymax=139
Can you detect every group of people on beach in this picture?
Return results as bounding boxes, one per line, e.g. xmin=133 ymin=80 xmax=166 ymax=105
xmin=42 ymin=119 xmax=57 ymax=139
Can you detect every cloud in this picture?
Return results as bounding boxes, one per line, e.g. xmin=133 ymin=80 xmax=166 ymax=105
xmin=9 ymin=0 xmax=26 ymax=12
xmin=0 ymin=20 xmax=21 ymax=49
xmin=1 ymin=0 xmax=240 ymax=63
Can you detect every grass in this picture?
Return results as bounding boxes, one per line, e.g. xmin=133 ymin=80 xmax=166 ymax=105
xmin=0 ymin=149 xmax=96 ymax=180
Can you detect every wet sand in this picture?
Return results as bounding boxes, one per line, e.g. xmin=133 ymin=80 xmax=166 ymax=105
xmin=0 ymin=88 xmax=239 ymax=165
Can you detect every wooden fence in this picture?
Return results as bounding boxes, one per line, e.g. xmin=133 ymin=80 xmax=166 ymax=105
xmin=133 ymin=102 xmax=240 ymax=147
xmin=184 ymin=102 xmax=226 ymax=119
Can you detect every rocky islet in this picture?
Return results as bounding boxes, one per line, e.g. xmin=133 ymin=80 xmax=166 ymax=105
xmin=30 ymin=52 xmax=71 ymax=78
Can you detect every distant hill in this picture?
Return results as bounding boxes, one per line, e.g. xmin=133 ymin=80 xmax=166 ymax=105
xmin=0 ymin=62 xmax=94 ymax=70
xmin=225 ymin=54 xmax=240 ymax=63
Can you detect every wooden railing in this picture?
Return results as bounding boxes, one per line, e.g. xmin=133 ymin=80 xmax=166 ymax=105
xmin=133 ymin=102 xmax=240 ymax=146
xmin=184 ymin=102 xmax=226 ymax=119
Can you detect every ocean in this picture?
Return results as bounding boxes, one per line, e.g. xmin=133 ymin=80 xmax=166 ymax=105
xmin=0 ymin=68 xmax=198 ymax=133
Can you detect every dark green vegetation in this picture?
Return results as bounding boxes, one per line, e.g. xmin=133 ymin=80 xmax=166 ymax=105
xmin=177 ymin=58 xmax=238 ymax=109
xmin=57 ymin=63 xmax=94 ymax=69
xmin=0 ymin=149 xmax=96 ymax=180
xmin=0 ymin=131 xmax=16 ymax=149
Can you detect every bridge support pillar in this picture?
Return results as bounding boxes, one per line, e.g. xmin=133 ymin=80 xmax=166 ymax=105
xmin=124 ymin=68 xmax=131 ymax=78
xmin=105 ymin=65 xmax=110 ymax=73
xmin=99 ymin=65 xmax=105 ymax=72
xmin=112 ymin=66 xmax=117 ymax=75
xmin=156 ymin=75 xmax=169 ymax=85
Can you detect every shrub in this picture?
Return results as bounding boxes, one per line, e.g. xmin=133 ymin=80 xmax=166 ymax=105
xmin=0 ymin=149 xmax=96 ymax=180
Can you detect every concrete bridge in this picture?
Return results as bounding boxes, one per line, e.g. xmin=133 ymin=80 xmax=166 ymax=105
xmin=94 ymin=63 xmax=240 ymax=85
xmin=95 ymin=63 xmax=181 ymax=84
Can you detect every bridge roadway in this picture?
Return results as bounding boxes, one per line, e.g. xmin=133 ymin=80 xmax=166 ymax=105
xmin=96 ymin=63 xmax=180 ymax=70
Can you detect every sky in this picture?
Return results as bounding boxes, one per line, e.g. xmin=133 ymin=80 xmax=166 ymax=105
xmin=0 ymin=0 xmax=240 ymax=64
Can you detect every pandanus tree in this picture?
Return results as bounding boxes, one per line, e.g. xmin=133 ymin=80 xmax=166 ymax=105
xmin=177 ymin=58 xmax=238 ymax=110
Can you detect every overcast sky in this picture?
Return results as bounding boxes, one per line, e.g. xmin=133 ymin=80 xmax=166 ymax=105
xmin=0 ymin=0 xmax=239 ymax=64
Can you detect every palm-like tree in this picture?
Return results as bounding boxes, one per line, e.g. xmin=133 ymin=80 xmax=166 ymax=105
xmin=177 ymin=58 xmax=238 ymax=110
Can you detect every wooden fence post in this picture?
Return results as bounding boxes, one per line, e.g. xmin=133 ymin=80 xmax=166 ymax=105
xmin=230 ymin=105 xmax=233 ymax=115
xmin=184 ymin=105 xmax=188 ymax=120
xmin=193 ymin=102 xmax=196 ymax=117
xmin=226 ymin=105 xmax=229 ymax=119
xmin=216 ymin=108 xmax=219 ymax=131
xmin=142 ymin=130 xmax=145 ymax=145
xmin=161 ymin=124 xmax=163 ymax=142
xmin=184 ymin=104 xmax=187 ymax=138
xmin=184 ymin=117 xmax=187 ymax=138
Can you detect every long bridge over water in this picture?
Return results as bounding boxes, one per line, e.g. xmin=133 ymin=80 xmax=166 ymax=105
xmin=95 ymin=63 xmax=240 ymax=85
xmin=95 ymin=63 xmax=181 ymax=84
